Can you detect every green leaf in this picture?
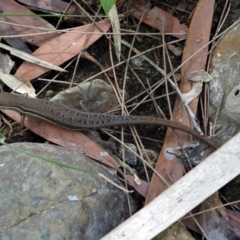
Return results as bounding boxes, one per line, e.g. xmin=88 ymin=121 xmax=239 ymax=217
xmin=100 ymin=0 xmax=116 ymax=15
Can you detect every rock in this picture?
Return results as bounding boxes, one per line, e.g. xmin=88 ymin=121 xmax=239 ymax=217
xmin=50 ymin=79 xmax=127 ymax=113
xmin=209 ymin=22 xmax=240 ymax=145
xmin=0 ymin=143 xmax=136 ymax=240
xmin=225 ymin=84 xmax=240 ymax=124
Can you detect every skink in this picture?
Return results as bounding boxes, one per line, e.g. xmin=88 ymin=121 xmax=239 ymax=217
xmin=0 ymin=92 xmax=218 ymax=149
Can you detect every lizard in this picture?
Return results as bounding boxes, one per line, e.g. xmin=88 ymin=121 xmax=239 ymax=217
xmin=0 ymin=92 xmax=218 ymax=149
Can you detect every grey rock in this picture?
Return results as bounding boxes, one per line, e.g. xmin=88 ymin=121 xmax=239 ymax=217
xmin=0 ymin=143 xmax=136 ymax=240
xmin=51 ymin=79 xmax=127 ymax=113
xmin=209 ymin=22 xmax=240 ymax=144
xmin=225 ymin=84 xmax=240 ymax=124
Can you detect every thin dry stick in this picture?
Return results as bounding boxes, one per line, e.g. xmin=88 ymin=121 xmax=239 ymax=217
xmin=83 ymin=38 xmax=181 ymax=82
xmin=146 ymin=78 xmax=167 ymax=119
xmin=108 ymin=34 xmax=145 ymax=217
xmin=203 ymin=0 xmax=231 ymax=133
xmin=38 ymin=78 xmax=79 ymax=85
xmin=37 ymin=58 xmax=76 ymax=96
xmin=160 ymin=16 xmax=173 ymax=121
xmin=55 ymin=1 xmax=72 ymax=28
xmin=69 ymin=1 xmax=104 ymax=88
xmin=102 ymin=130 xmax=170 ymax=186
xmin=183 ymin=199 xmax=240 ymax=219
xmin=121 ymin=3 xmax=157 ymax=183
xmin=124 ymin=38 xmax=203 ymax=134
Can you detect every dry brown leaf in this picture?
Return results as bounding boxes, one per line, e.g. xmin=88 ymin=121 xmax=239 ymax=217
xmin=17 ymin=0 xmax=68 ymax=13
xmin=81 ymin=51 xmax=107 ymax=72
xmin=15 ymin=20 xmax=111 ymax=81
xmin=0 ymin=15 xmax=32 ymax=53
xmin=145 ymin=0 xmax=215 ymax=202
xmin=131 ymin=3 xmax=188 ymax=39
xmin=0 ymin=0 xmax=59 ymax=46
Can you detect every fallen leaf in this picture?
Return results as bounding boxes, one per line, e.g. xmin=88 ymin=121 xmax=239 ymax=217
xmin=15 ymin=20 xmax=111 ymax=80
xmin=17 ymin=0 xmax=68 ymax=13
xmin=145 ymin=0 xmax=215 ymax=203
xmin=0 ymin=0 xmax=59 ymax=46
xmin=131 ymin=3 xmax=188 ymax=39
xmin=108 ymin=4 xmax=121 ymax=61
xmin=0 ymin=15 xmax=31 ymax=53
xmin=0 ymin=70 xmax=36 ymax=97
xmin=0 ymin=42 xmax=66 ymax=72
